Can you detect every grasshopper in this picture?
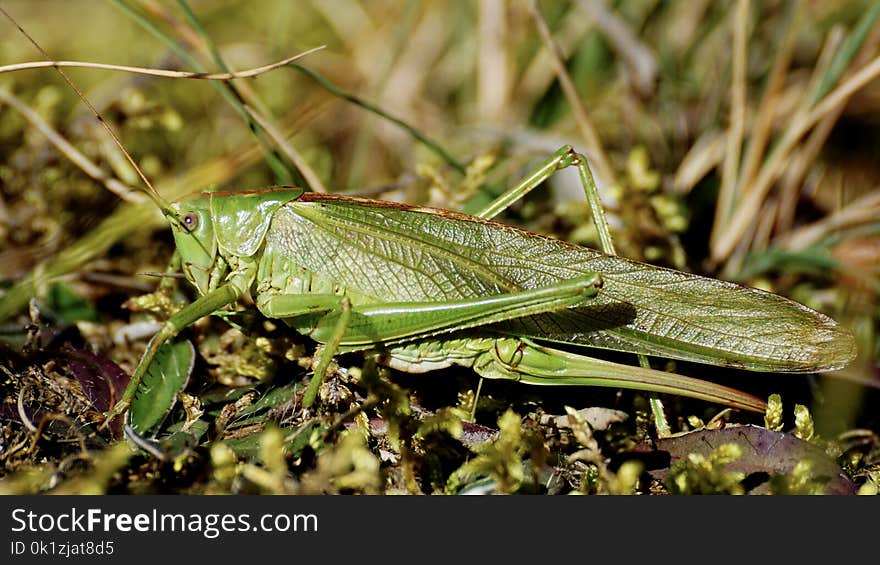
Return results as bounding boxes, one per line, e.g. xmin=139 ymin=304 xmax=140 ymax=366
xmin=1 ymin=9 xmax=856 ymax=426
xmin=106 ymin=143 xmax=856 ymax=420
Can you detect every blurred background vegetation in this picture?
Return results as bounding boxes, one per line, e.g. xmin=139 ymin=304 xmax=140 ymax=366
xmin=0 ymin=0 xmax=877 ymax=494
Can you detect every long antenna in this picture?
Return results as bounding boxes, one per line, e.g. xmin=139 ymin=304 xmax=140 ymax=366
xmin=0 ymin=5 xmax=175 ymax=215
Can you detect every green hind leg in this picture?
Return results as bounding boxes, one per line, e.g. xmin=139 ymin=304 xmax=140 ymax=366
xmin=474 ymin=146 xmax=670 ymax=435
xmin=258 ymin=275 xmax=601 ymax=408
xmin=384 ymin=336 xmax=766 ymax=413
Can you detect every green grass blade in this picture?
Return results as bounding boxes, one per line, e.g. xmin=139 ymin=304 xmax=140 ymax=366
xmin=110 ymin=0 xmax=297 ymax=186
xmin=289 ymin=62 xmax=467 ymax=174
xmin=809 ymin=3 xmax=880 ymax=106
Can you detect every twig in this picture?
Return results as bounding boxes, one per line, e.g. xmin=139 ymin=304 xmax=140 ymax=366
xmin=0 ymin=48 xmax=324 ymax=80
xmin=672 ymin=129 xmax=726 ymax=194
xmin=243 ymin=105 xmax=328 ymax=194
xmin=774 ymin=104 xmax=844 ymax=235
xmin=0 ymin=89 xmax=146 ymax=203
xmin=1 ymin=3 xmax=159 ymax=200
xmin=776 ymin=13 xmax=880 ymax=234
xmin=17 ymin=386 xmax=37 ymax=433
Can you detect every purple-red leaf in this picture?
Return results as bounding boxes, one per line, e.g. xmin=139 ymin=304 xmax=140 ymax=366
xmin=61 ymin=347 xmax=130 ymax=412
xmin=653 ymin=425 xmax=854 ymax=495
xmin=60 ymin=347 xmax=131 ymax=437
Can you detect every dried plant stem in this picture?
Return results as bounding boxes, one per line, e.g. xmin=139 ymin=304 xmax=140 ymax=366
xmin=291 ymin=62 xmax=467 ymax=174
xmin=711 ymin=0 xmax=750 ymax=250
xmin=0 ymin=49 xmax=324 ymax=79
xmin=244 ymin=105 xmax=328 ymax=194
xmin=112 ymin=0 xmax=294 ymax=185
xmin=0 ymin=89 xmax=145 ymax=203
xmin=672 ymin=129 xmax=726 ymax=194
xmin=737 ymin=0 xmax=800 ymax=193
xmin=529 ymin=0 xmax=616 ymax=189
xmin=0 ymin=4 xmax=160 ymax=202
xmin=776 ymin=18 xmax=880 ymax=235
xmin=752 ymin=197 xmax=779 ymax=252
xmin=774 ymin=104 xmax=844 ymax=235
xmin=776 ymin=191 xmax=880 ymax=251
xmin=517 ymin=11 xmax=592 ymax=108
xmin=711 ymin=50 xmax=880 ymax=262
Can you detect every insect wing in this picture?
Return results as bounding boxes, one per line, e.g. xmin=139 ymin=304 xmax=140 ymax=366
xmin=285 ymin=196 xmax=855 ymax=372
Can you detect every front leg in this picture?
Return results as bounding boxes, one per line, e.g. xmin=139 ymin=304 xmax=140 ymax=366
xmin=106 ymin=283 xmax=243 ymax=423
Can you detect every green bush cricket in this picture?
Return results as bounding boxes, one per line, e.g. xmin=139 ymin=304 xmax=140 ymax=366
xmin=1 ymin=9 xmax=857 ymax=430
xmin=106 ymin=143 xmax=853 ymax=424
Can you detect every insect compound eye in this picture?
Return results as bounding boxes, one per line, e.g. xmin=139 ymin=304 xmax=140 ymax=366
xmin=181 ymin=212 xmax=199 ymax=231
